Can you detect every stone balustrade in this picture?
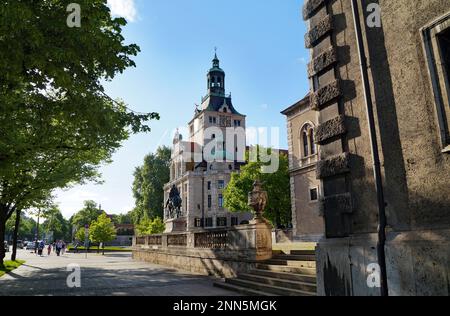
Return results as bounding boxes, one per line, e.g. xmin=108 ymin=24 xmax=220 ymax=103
xmin=132 ymin=222 xmax=273 ymax=278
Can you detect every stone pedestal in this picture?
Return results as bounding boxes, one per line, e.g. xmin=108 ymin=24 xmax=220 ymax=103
xmin=164 ymin=218 xmax=187 ymax=234
xmin=252 ymin=221 xmax=273 ymax=261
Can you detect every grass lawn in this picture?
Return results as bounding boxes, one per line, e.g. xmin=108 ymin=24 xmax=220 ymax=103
xmin=0 ymin=260 xmax=25 ymax=278
xmin=67 ymin=246 xmax=132 ymax=252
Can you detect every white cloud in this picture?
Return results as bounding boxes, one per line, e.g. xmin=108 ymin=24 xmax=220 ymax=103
xmin=107 ymin=0 xmax=138 ymax=22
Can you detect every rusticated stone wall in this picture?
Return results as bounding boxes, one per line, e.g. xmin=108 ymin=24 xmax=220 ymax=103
xmin=302 ymin=0 xmax=450 ymax=296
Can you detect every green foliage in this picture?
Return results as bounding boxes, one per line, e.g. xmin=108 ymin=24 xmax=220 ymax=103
xmin=224 ymin=147 xmax=292 ymax=228
xmin=41 ymin=205 xmax=70 ymax=241
xmin=75 ymin=227 xmax=87 ymax=243
xmin=89 ymin=213 xmax=117 ymax=247
xmin=135 ymin=217 xmax=165 ymax=236
xmin=110 ymin=213 xmax=133 ymax=225
xmin=5 ymin=213 xmax=36 ymax=241
xmin=71 ymin=201 xmax=104 ymax=229
xmin=0 ymin=0 xmax=159 ymax=264
xmin=130 ymin=146 xmax=171 ymax=223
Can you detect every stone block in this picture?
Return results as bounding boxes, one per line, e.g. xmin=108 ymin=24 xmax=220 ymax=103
xmin=308 ymin=46 xmax=338 ymax=77
xmin=303 ymin=0 xmax=327 ymax=20
xmin=316 ymin=152 xmax=350 ymax=179
xmin=315 ymin=115 xmax=347 ymax=144
xmin=305 ymin=15 xmax=333 ymax=48
xmin=310 ymin=79 xmax=341 ymax=110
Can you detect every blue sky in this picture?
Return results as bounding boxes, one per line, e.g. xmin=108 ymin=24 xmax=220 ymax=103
xmin=55 ymin=0 xmax=309 ymax=219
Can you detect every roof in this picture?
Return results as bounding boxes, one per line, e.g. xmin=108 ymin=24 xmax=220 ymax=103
xmin=203 ymin=94 xmax=244 ymax=116
xmin=281 ymin=94 xmax=310 ymax=116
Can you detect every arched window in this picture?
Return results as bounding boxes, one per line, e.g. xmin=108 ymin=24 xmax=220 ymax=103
xmin=309 ymin=129 xmax=316 ymax=155
xmin=300 ymin=123 xmax=316 ymax=158
xmin=302 ymin=130 xmax=309 ymax=157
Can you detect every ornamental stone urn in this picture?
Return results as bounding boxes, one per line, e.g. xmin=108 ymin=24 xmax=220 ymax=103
xmin=248 ymin=180 xmax=269 ymax=224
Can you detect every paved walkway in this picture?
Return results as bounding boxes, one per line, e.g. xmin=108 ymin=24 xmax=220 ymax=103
xmin=0 ymin=249 xmax=237 ymax=296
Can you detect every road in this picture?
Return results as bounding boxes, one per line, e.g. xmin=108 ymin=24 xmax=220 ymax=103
xmin=0 ymin=249 xmax=238 ymax=296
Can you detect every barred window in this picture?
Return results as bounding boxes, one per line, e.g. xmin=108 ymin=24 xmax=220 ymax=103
xmin=217 ymin=217 xmax=227 ymax=227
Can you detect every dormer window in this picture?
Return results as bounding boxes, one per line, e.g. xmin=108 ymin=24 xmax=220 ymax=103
xmin=223 ymin=107 xmax=228 ymax=113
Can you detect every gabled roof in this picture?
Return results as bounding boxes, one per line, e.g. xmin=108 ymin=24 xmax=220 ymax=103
xmin=281 ymin=94 xmax=310 ymax=116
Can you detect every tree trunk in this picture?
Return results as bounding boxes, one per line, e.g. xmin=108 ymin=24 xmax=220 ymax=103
xmin=11 ymin=209 xmax=21 ymax=261
xmin=0 ymin=206 xmax=6 ymax=267
xmin=36 ymin=209 xmax=41 ymax=241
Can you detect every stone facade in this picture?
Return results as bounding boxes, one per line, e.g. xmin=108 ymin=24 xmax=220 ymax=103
xmin=282 ymin=96 xmax=325 ymax=242
xmin=164 ymin=54 xmax=253 ymax=232
xmin=301 ymin=0 xmax=450 ymax=296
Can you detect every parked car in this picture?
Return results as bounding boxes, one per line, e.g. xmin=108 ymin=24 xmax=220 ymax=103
xmin=17 ymin=240 xmax=24 ymax=249
xmin=26 ymin=242 xmax=36 ymax=250
xmin=23 ymin=241 xmax=29 ymax=248
xmin=4 ymin=241 xmax=9 ymax=253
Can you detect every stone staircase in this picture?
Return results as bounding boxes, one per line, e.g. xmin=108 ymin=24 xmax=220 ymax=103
xmin=214 ymin=249 xmax=317 ymax=296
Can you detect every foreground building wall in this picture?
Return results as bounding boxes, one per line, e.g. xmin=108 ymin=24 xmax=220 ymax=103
xmin=282 ymin=96 xmax=325 ymax=242
xmin=302 ymin=0 xmax=450 ymax=295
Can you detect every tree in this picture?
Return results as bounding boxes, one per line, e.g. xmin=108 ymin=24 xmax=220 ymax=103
xmin=224 ymin=148 xmax=291 ymax=228
xmin=0 ymin=1 xmax=159 ymax=265
xmin=89 ymin=213 xmax=117 ymax=255
xmin=71 ymin=201 xmax=104 ymax=231
xmin=135 ymin=217 xmax=165 ymax=236
xmin=5 ymin=213 xmax=36 ymax=241
xmin=75 ymin=227 xmax=87 ymax=244
xmin=41 ymin=205 xmax=70 ymax=241
xmin=131 ymin=146 xmax=171 ymax=223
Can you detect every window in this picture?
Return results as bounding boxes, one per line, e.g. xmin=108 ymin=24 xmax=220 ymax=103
xmin=422 ymin=13 xmax=450 ymax=150
xmin=218 ymin=194 xmax=224 ymax=208
xmin=218 ymin=180 xmax=225 ymax=190
xmin=310 ymin=188 xmax=319 ymax=202
xmin=231 ymin=217 xmax=239 ymax=226
xmin=234 ymin=120 xmax=241 ymax=127
xmin=217 ymin=217 xmax=227 ymax=227
xmin=310 ymin=130 xmax=317 ymax=155
xmin=194 ymin=218 xmax=203 ymax=228
xmin=209 ymin=116 xmax=217 ymax=124
xmin=300 ymin=123 xmax=316 ymax=158
xmin=303 ymin=130 xmax=309 ymax=157
xmin=205 ymin=218 xmax=213 ymax=228
xmin=208 ymin=195 xmax=212 ymax=208
xmin=207 ymin=181 xmax=211 ymax=190
xmin=212 ymin=134 xmax=216 ymax=139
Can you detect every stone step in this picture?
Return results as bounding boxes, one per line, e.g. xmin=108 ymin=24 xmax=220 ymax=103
xmin=265 ymin=259 xmax=316 ymax=269
xmin=238 ymin=273 xmax=317 ymax=293
xmin=226 ymin=278 xmax=315 ymax=296
xmin=213 ymin=281 xmax=277 ymax=297
xmin=256 ymin=263 xmax=317 ymax=275
xmin=250 ymin=269 xmax=316 ymax=284
xmin=273 ymin=254 xmax=316 ymax=261
xmin=290 ymin=250 xmax=316 ymax=256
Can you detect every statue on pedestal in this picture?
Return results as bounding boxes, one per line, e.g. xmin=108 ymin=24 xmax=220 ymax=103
xmin=248 ymin=180 xmax=268 ymax=223
xmin=165 ymin=185 xmax=183 ymax=219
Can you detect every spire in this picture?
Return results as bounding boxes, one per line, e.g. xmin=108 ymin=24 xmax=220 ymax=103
xmin=207 ymin=48 xmax=225 ymax=95
xmin=212 ymin=47 xmax=220 ymax=68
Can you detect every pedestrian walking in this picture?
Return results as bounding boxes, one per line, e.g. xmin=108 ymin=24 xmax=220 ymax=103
xmin=61 ymin=242 xmax=66 ymax=255
xmin=56 ymin=240 xmax=62 ymax=256
xmin=38 ymin=240 xmax=45 ymax=256
xmin=47 ymin=244 xmax=52 ymax=256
